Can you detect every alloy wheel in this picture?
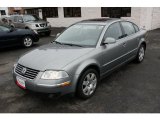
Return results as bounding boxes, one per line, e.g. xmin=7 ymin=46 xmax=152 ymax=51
xmin=139 ymin=46 xmax=145 ymax=62
xmin=82 ymin=73 xmax=97 ymax=96
xmin=23 ymin=37 xmax=33 ymax=47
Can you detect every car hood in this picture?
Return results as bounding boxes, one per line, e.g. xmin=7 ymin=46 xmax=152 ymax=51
xmin=18 ymin=43 xmax=94 ymax=71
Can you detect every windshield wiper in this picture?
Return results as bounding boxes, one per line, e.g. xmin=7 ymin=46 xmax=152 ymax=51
xmin=62 ymin=43 xmax=83 ymax=47
xmin=52 ymin=41 xmax=63 ymax=45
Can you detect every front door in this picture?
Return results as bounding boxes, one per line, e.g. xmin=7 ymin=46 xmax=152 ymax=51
xmin=101 ymin=22 xmax=128 ymax=75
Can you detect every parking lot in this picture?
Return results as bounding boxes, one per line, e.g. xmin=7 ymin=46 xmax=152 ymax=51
xmin=0 ymin=28 xmax=160 ymax=113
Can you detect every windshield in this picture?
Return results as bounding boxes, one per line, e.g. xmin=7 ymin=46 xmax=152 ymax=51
xmin=23 ymin=15 xmax=41 ymax=22
xmin=55 ymin=24 xmax=104 ymax=47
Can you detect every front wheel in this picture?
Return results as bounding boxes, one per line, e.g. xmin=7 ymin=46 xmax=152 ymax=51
xmin=22 ymin=36 xmax=33 ymax=48
xmin=135 ymin=44 xmax=145 ymax=63
xmin=76 ymin=69 xmax=99 ymax=99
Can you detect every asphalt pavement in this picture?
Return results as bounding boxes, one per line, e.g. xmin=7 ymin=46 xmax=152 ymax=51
xmin=0 ymin=28 xmax=160 ymax=113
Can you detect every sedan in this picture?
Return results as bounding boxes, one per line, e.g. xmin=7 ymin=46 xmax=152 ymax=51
xmin=13 ymin=18 xmax=147 ymax=99
xmin=0 ymin=24 xmax=39 ymax=48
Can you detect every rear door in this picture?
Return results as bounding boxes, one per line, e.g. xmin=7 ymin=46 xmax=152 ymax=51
xmin=101 ymin=22 xmax=128 ymax=74
xmin=120 ymin=21 xmax=139 ymax=59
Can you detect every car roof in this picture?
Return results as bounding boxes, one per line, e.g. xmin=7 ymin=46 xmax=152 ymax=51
xmin=77 ymin=18 xmax=122 ymax=25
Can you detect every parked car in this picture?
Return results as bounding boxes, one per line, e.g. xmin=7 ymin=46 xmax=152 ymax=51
xmin=0 ymin=24 xmax=39 ymax=48
xmin=13 ymin=18 xmax=147 ymax=99
xmin=9 ymin=14 xmax=51 ymax=36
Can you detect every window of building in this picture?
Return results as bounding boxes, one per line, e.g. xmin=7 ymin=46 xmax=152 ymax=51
xmin=64 ymin=7 xmax=81 ymax=17
xmin=42 ymin=7 xmax=58 ymax=20
xmin=101 ymin=7 xmax=131 ymax=18
xmin=0 ymin=10 xmax=6 ymax=15
xmin=26 ymin=8 xmax=39 ymax=16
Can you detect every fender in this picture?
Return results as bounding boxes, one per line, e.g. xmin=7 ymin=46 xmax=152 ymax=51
xmin=75 ymin=59 xmax=101 ymax=75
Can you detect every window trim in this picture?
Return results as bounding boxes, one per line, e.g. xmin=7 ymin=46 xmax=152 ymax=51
xmin=132 ymin=23 xmax=140 ymax=33
xmin=120 ymin=21 xmax=136 ymax=38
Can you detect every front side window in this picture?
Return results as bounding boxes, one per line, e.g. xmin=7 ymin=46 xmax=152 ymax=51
xmin=121 ymin=21 xmax=135 ymax=36
xmin=104 ymin=22 xmax=122 ymax=40
xmin=55 ymin=24 xmax=104 ymax=47
xmin=64 ymin=7 xmax=81 ymax=17
xmin=23 ymin=15 xmax=41 ymax=22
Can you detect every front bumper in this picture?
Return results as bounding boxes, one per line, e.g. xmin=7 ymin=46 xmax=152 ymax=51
xmin=34 ymin=28 xmax=51 ymax=34
xmin=12 ymin=68 xmax=78 ymax=94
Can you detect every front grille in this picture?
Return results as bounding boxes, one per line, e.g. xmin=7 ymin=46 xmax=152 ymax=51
xmin=15 ymin=64 xmax=40 ymax=80
xmin=40 ymin=23 xmax=46 ymax=27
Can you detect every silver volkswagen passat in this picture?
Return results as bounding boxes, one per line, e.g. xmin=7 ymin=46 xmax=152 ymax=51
xmin=13 ymin=18 xmax=147 ymax=99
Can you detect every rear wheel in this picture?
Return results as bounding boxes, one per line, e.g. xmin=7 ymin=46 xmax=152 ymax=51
xmin=22 ymin=36 xmax=33 ymax=48
xmin=135 ymin=44 xmax=145 ymax=63
xmin=76 ymin=69 xmax=99 ymax=99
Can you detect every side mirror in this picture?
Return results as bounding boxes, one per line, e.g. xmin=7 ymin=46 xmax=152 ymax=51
xmin=56 ymin=33 xmax=60 ymax=37
xmin=103 ymin=37 xmax=116 ymax=44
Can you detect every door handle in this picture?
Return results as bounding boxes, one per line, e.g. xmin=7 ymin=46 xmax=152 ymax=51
xmin=122 ymin=42 xmax=126 ymax=47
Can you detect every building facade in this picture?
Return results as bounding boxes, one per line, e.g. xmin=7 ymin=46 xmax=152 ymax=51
xmin=8 ymin=7 xmax=24 ymax=15
xmin=24 ymin=7 xmax=160 ymax=30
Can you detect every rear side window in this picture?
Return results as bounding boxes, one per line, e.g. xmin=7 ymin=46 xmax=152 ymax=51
xmin=133 ymin=24 xmax=139 ymax=32
xmin=104 ymin=22 xmax=123 ymax=40
xmin=121 ymin=21 xmax=135 ymax=36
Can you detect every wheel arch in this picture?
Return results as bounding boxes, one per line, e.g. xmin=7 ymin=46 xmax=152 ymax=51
xmin=75 ymin=62 xmax=100 ymax=91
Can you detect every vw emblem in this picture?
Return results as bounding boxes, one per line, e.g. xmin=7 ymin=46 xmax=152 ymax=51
xmin=21 ymin=67 xmax=27 ymax=74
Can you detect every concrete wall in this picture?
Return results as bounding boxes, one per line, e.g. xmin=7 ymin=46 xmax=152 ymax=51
xmin=151 ymin=7 xmax=160 ymax=29
xmin=47 ymin=7 xmax=101 ymax=27
xmin=46 ymin=7 xmax=160 ymax=30
xmin=122 ymin=7 xmax=155 ymax=30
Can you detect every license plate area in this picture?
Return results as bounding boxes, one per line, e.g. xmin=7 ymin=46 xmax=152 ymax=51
xmin=16 ymin=76 xmax=26 ymax=89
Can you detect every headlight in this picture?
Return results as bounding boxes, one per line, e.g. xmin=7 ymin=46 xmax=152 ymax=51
xmin=41 ymin=70 xmax=69 ymax=80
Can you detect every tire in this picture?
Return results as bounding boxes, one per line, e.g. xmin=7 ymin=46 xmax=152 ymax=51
xmin=22 ymin=36 xmax=33 ymax=48
xmin=135 ymin=44 xmax=145 ymax=63
xmin=76 ymin=69 xmax=99 ymax=99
